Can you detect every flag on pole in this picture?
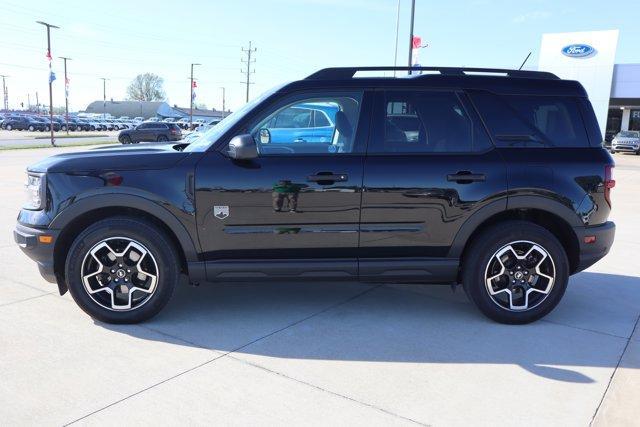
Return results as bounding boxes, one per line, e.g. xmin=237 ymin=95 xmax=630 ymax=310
xmin=192 ymin=80 xmax=197 ymax=88
xmin=46 ymin=49 xmax=52 ymax=61
xmin=65 ymin=77 xmax=70 ymax=97
xmin=49 ymin=71 xmax=56 ymax=83
xmin=411 ymin=36 xmax=422 ymax=66
xmin=192 ymin=91 xmax=197 ymax=100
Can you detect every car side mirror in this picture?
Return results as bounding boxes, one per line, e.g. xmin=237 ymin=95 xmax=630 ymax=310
xmin=228 ymin=134 xmax=258 ymax=160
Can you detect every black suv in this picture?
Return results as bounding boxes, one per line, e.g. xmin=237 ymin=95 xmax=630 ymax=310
xmin=14 ymin=67 xmax=615 ymax=324
xmin=118 ymin=122 xmax=182 ymax=144
xmin=2 ymin=115 xmax=46 ymax=131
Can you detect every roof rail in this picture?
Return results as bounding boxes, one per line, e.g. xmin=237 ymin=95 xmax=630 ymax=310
xmin=305 ymin=67 xmax=559 ymax=80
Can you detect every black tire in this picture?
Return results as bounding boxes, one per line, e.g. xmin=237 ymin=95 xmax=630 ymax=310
xmin=90 ymin=125 xmax=96 ymax=131
xmin=28 ymin=125 xmax=35 ymax=131
xmin=65 ymin=217 xmax=179 ymax=324
xmin=5 ymin=124 xmax=11 ymax=131
xmin=462 ymin=220 xmax=569 ymax=324
xmin=120 ymin=135 xmax=132 ymax=144
xmin=157 ymin=135 xmax=168 ymax=142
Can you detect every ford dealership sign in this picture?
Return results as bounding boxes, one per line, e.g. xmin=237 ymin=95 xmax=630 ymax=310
xmin=561 ymin=44 xmax=596 ymax=58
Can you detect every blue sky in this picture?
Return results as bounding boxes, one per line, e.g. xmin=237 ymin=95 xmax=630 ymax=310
xmin=0 ymin=0 xmax=637 ymax=112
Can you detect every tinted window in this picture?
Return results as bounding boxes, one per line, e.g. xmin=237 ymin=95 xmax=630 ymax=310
xmin=371 ymin=91 xmax=475 ymax=153
xmin=137 ymin=123 xmax=150 ymax=129
xmin=469 ymin=91 xmax=589 ymax=147
xmin=248 ymin=92 xmax=362 ymax=155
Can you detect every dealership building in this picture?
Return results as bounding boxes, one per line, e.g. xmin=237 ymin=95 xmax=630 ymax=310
xmin=537 ymin=30 xmax=640 ymax=139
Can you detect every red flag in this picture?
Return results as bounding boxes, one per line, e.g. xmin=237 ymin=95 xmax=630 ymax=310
xmin=192 ymin=80 xmax=197 ymax=88
xmin=46 ymin=49 xmax=52 ymax=61
xmin=412 ymin=36 xmax=422 ymax=49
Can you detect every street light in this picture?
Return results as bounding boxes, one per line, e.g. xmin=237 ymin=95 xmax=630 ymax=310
xmin=100 ymin=77 xmax=108 ymax=119
xmin=36 ymin=20 xmax=60 ymax=146
xmin=190 ymin=63 xmax=201 ymax=130
xmin=220 ymin=87 xmax=226 ymax=112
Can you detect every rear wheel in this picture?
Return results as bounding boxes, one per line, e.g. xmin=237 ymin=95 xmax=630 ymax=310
xmin=28 ymin=125 xmax=35 ymax=131
xmin=157 ymin=135 xmax=168 ymax=142
xmin=462 ymin=221 xmax=569 ymax=324
xmin=120 ymin=135 xmax=132 ymax=145
xmin=65 ymin=217 xmax=179 ymax=324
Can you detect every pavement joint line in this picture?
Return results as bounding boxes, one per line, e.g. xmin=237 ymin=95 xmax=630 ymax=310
xmin=590 ymin=311 xmax=640 ymax=425
xmin=0 ymin=291 xmax=55 ymax=308
xmin=65 ymin=285 xmax=379 ymax=425
xmin=3 ymin=276 xmax=58 ymax=294
xmin=227 ymin=353 xmax=428 ymax=426
xmin=540 ymin=318 xmax=632 ymax=341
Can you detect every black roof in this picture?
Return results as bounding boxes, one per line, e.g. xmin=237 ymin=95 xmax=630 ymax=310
xmin=280 ymin=67 xmax=587 ymax=98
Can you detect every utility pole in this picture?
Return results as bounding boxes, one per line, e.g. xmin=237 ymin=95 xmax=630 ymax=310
xmin=407 ymin=0 xmax=416 ymax=75
xmin=100 ymin=77 xmax=108 ymax=119
xmin=220 ymin=87 xmax=226 ymax=112
xmin=36 ymin=21 xmax=59 ymax=146
xmin=241 ymin=41 xmax=256 ymax=103
xmin=0 ymin=75 xmax=8 ymax=111
xmin=27 ymin=93 xmax=31 ymax=111
xmin=189 ymin=63 xmax=201 ymax=130
xmin=36 ymin=92 xmax=39 ymax=114
xmin=59 ymin=57 xmax=71 ymax=134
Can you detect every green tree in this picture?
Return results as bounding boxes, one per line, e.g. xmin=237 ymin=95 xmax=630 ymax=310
xmin=126 ymin=73 xmax=166 ymax=101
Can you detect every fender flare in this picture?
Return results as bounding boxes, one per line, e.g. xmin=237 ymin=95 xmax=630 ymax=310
xmin=50 ymin=193 xmax=199 ymax=262
xmin=447 ymin=195 xmax=582 ymax=258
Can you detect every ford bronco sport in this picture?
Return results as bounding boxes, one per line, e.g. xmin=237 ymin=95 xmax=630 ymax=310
xmin=14 ymin=67 xmax=615 ymax=324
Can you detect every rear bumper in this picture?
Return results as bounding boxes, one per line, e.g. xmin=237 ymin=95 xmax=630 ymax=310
xmin=573 ymin=221 xmax=615 ymax=273
xmin=14 ymin=223 xmax=59 ymax=283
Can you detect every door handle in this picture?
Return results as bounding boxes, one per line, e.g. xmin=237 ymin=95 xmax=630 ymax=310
xmin=307 ymin=172 xmax=348 ymax=184
xmin=446 ymin=171 xmax=485 ymax=183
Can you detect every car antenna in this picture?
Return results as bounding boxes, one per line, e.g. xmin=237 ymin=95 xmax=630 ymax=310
xmin=518 ymin=51 xmax=532 ymax=70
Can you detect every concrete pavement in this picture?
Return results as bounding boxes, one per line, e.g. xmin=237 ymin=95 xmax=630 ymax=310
xmin=0 ymin=147 xmax=638 ymax=425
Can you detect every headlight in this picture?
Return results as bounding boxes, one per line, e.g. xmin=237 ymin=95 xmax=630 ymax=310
xmin=24 ymin=173 xmax=45 ymax=210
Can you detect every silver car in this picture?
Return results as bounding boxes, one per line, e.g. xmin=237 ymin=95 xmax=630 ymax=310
xmin=611 ymin=131 xmax=640 ymax=154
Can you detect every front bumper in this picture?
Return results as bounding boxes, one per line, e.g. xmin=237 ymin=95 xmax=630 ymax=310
xmin=612 ymin=144 xmax=639 ymax=152
xmin=573 ymin=221 xmax=615 ymax=273
xmin=14 ymin=223 xmax=60 ymax=284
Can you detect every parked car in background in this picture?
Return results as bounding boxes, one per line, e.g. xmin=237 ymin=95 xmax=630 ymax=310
xmin=611 ymin=130 xmax=640 ymax=154
xmin=145 ymin=117 xmax=160 ymax=123
xmin=1 ymin=116 xmax=45 ymax=131
xmin=176 ymin=117 xmax=190 ymax=129
xmin=162 ymin=118 xmax=177 ymax=123
xmin=118 ymin=122 xmax=182 ymax=144
xmin=33 ymin=117 xmax=60 ymax=132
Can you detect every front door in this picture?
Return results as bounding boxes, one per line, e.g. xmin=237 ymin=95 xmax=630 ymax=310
xmin=195 ymin=90 xmax=371 ymax=280
xmin=359 ymin=90 xmax=507 ymax=280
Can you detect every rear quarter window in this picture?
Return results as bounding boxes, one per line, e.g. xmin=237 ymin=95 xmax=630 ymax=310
xmin=469 ymin=91 xmax=590 ymax=148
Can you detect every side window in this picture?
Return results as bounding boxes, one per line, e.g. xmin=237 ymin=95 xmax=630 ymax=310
xmin=372 ymin=91 xmax=474 ymax=153
xmin=469 ymin=91 xmax=589 ymax=147
xmin=249 ymin=92 xmax=362 ymax=155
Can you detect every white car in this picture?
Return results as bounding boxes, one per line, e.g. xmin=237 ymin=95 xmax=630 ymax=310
xmin=611 ymin=131 xmax=640 ymax=154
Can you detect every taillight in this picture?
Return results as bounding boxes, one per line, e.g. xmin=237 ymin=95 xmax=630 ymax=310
xmin=604 ymin=164 xmax=615 ymax=207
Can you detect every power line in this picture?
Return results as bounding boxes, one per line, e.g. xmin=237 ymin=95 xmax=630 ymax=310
xmin=240 ymin=41 xmax=256 ymax=103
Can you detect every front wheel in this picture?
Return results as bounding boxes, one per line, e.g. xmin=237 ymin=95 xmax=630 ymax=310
xmin=157 ymin=135 xmax=168 ymax=142
xmin=65 ymin=217 xmax=179 ymax=324
xmin=462 ymin=221 xmax=569 ymax=324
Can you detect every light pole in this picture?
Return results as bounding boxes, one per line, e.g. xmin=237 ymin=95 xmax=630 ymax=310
xmin=36 ymin=21 xmax=59 ymax=146
xmin=189 ymin=63 xmax=201 ymax=130
xmin=59 ymin=57 xmax=71 ymax=134
xmin=100 ymin=77 xmax=108 ymax=119
xmin=407 ymin=0 xmax=415 ymax=74
xmin=393 ymin=0 xmax=401 ymax=77
xmin=220 ymin=87 xmax=226 ymax=112
xmin=0 ymin=74 xmax=8 ymax=111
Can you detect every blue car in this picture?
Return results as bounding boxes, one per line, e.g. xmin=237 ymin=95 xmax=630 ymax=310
xmin=262 ymin=102 xmax=338 ymax=144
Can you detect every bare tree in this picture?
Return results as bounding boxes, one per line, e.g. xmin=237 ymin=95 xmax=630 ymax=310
xmin=126 ymin=73 xmax=166 ymax=101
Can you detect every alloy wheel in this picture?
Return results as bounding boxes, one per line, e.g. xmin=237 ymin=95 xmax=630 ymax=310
xmin=81 ymin=237 xmax=159 ymax=311
xmin=484 ymin=240 xmax=555 ymax=311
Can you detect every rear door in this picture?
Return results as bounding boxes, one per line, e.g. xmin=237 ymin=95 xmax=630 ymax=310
xmin=359 ymin=89 xmax=507 ymax=280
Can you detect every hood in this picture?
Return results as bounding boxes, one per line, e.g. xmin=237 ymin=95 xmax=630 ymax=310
xmin=614 ymin=137 xmax=640 ymax=143
xmin=28 ymin=143 xmax=190 ymax=173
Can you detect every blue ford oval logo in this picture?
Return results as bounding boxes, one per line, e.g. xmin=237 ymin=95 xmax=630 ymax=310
xmin=561 ymin=44 xmax=595 ymax=58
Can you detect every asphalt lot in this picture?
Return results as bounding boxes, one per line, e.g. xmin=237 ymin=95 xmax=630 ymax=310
xmin=1 ymin=147 xmax=638 ymax=425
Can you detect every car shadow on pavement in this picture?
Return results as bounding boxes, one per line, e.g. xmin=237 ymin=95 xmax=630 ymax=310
xmin=97 ymin=271 xmax=640 ymax=384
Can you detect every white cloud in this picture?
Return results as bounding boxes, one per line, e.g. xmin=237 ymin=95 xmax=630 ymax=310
xmin=512 ymin=10 xmax=551 ymax=24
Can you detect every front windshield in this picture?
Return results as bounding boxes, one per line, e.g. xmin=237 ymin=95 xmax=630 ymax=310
xmin=183 ymin=84 xmax=285 ymax=152
xmin=618 ymin=131 xmax=640 ymax=138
